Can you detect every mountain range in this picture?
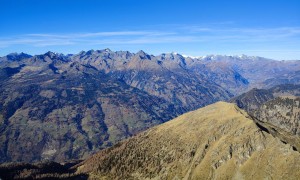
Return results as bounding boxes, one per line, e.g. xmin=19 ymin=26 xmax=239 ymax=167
xmin=0 ymin=49 xmax=300 ymax=164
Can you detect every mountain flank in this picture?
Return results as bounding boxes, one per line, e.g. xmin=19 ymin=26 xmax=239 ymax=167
xmin=231 ymin=84 xmax=300 ymax=154
xmin=230 ymin=84 xmax=300 ymax=112
xmin=75 ymin=102 xmax=300 ymax=180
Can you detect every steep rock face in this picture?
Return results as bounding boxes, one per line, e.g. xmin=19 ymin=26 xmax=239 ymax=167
xmin=253 ymin=97 xmax=300 ymax=151
xmin=77 ymin=102 xmax=300 ymax=179
xmin=254 ymin=97 xmax=300 ymax=135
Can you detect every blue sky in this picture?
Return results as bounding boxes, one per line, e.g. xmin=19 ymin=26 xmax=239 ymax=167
xmin=0 ymin=0 xmax=300 ymax=60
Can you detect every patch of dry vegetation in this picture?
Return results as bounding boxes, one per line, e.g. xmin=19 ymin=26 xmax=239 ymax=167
xmin=77 ymin=102 xmax=300 ymax=179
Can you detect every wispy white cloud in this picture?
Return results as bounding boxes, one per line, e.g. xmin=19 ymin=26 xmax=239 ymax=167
xmin=0 ymin=30 xmax=182 ymax=47
xmin=27 ymin=31 xmax=175 ymax=38
xmin=0 ymin=26 xmax=299 ymax=48
xmin=0 ymin=37 xmax=75 ymax=47
xmin=187 ymin=26 xmax=300 ymax=40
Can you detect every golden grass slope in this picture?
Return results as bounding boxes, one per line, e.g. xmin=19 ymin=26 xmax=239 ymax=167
xmin=77 ymin=102 xmax=300 ymax=180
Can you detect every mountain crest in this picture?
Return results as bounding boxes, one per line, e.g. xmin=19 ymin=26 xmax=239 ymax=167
xmin=6 ymin=52 xmax=32 ymax=61
xmin=135 ymin=50 xmax=151 ymax=60
xmin=44 ymin=51 xmax=63 ymax=58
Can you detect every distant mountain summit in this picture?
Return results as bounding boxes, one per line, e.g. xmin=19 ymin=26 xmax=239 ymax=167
xmin=0 ymin=52 xmax=32 ymax=62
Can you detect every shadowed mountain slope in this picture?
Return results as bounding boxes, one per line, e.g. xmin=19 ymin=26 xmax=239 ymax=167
xmin=230 ymin=84 xmax=300 ymax=112
xmin=254 ymin=96 xmax=300 ymax=135
xmin=253 ymin=96 xmax=300 ymax=151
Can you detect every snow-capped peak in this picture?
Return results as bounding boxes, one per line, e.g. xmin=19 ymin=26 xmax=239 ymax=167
xmin=182 ymin=54 xmax=201 ymax=59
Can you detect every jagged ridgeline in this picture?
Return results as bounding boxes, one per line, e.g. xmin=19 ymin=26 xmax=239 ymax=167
xmin=0 ymin=50 xmax=300 ymax=163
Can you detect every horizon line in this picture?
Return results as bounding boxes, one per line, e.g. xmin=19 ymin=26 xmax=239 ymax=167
xmin=2 ymin=48 xmax=300 ymax=61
